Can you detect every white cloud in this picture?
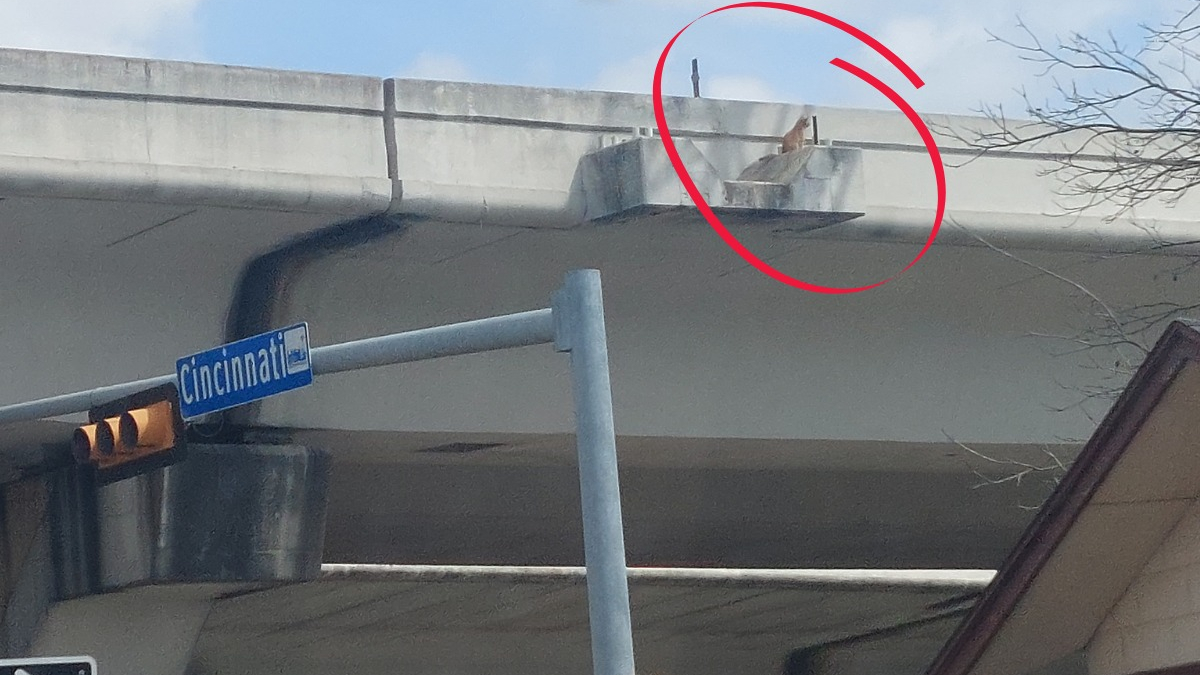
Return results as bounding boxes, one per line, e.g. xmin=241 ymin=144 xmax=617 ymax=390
xmin=705 ymin=75 xmax=778 ymax=102
xmin=591 ymin=50 xmax=772 ymax=100
xmin=855 ymin=12 xmax=1017 ymax=114
xmin=841 ymin=0 xmax=1178 ymax=114
xmin=0 ymin=0 xmax=202 ymax=58
xmin=402 ymin=52 xmax=473 ymax=81
xmin=582 ymin=0 xmax=1180 ymax=115
xmin=591 ymin=50 xmax=661 ymax=94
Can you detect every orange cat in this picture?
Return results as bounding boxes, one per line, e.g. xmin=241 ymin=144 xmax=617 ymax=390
xmin=781 ymin=115 xmax=810 ymax=153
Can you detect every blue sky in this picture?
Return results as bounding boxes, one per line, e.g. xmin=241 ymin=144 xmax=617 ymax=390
xmin=0 ymin=0 xmax=1185 ymax=114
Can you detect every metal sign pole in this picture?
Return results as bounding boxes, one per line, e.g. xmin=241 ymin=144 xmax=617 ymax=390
xmin=554 ymin=270 xmax=636 ymax=675
xmin=0 ymin=269 xmax=637 ymax=675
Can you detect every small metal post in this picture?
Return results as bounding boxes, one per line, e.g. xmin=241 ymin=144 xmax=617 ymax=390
xmin=553 ymin=270 xmax=635 ymax=675
xmin=691 ymin=58 xmax=701 ymax=98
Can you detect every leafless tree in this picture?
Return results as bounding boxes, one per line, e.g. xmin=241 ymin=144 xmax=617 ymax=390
xmin=953 ymin=4 xmax=1200 ymax=218
xmin=940 ymin=3 xmax=1200 ymax=485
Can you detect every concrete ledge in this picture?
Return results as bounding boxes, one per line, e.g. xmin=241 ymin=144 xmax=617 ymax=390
xmin=0 ymin=154 xmax=394 ymax=214
xmin=0 ymin=48 xmax=383 ymax=110
xmin=580 ymin=137 xmax=866 ymax=225
xmin=96 ymin=444 xmax=331 ymax=590
xmin=394 ymin=79 xmax=805 ymax=138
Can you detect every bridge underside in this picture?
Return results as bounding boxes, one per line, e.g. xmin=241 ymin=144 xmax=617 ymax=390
xmin=1 ymin=48 xmax=1195 ymax=675
xmin=194 ymin=566 xmax=984 ymax=675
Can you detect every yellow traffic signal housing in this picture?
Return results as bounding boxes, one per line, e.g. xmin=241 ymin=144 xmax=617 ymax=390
xmin=73 ymin=383 xmax=187 ymax=483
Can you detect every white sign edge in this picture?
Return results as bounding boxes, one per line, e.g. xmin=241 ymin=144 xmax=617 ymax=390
xmin=0 ymin=655 xmax=97 ymax=668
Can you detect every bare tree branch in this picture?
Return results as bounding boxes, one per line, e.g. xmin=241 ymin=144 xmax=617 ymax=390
xmin=942 ymin=431 xmax=1065 ymax=510
xmin=933 ymin=5 xmax=1200 ymax=220
xmin=937 ymin=7 xmax=1200 ymax=498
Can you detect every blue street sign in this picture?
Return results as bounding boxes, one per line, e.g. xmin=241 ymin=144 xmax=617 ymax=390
xmin=176 ymin=322 xmax=313 ymax=420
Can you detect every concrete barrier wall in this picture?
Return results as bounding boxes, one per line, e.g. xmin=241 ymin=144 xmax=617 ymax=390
xmin=0 ymin=49 xmax=387 ymax=177
xmin=0 ymin=48 xmax=1195 ymax=447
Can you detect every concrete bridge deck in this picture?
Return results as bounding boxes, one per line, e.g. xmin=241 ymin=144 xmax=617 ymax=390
xmin=0 ymin=46 xmax=1193 ymax=675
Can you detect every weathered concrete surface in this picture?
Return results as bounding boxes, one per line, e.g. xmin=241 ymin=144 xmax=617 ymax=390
xmin=0 ymin=49 xmax=1187 ymax=577
xmin=30 ymin=586 xmax=216 ymax=675
xmin=254 ymin=217 xmax=1197 ymax=445
xmin=0 ymin=46 xmax=1189 ymax=675
xmin=304 ymin=432 xmax=1070 ymax=569
xmin=0 ymin=196 xmax=354 ymax=412
xmin=95 ymin=444 xmax=330 ymax=590
xmin=0 ymin=49 xmax=386 ymax=178
xmin=580 ymin=138 xmax=865 ymax=223
xmin=0 ymin=50 xmax=394 ymax=418
xmin=388 ymin=78 xmax=1200 ymax=247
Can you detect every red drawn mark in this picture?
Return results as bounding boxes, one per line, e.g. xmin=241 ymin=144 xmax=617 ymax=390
xmin=652 ymin=2 xmax=947 ymax=294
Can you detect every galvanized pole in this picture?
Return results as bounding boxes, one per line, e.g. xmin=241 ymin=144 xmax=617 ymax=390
xmin=553 ymin=269 xmax=635 ymax=675
xmin=0 ymin=268 xmax=635 ymax=675
xmin=0 ymin=310 xmax=555 ymax=425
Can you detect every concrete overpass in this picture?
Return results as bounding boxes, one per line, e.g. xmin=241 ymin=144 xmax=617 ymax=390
xmin=0 ymin=47 xmax=1195 ymax=674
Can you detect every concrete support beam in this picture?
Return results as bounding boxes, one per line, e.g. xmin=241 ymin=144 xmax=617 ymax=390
xmin=0 ymin=477 xmax=53 ymax=657
xmin=0 ymin=444 xmax=330 ymax=673
xmin=580 ymin=137 xmax=865 ymax=225
xmin=94 ymin=445 xmax=330 ymax=591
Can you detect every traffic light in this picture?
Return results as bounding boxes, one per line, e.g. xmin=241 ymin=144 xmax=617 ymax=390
xmin=73 ymin=383 xmax=186 ymax=483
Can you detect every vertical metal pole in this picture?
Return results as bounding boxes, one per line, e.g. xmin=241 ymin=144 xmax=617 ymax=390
xmin=553 ymin=269 xmax=635 ymax=675
xmin=691 ymin=58 xmax=701 ymax=98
